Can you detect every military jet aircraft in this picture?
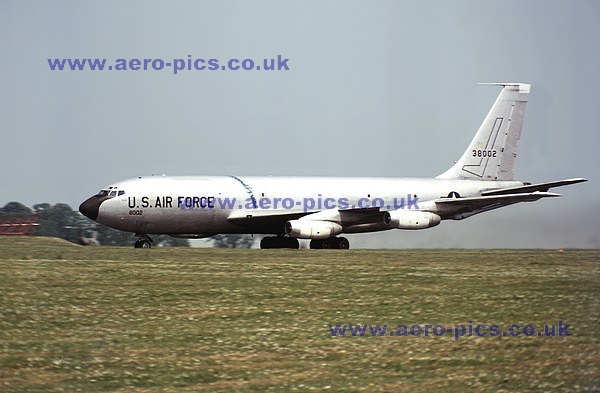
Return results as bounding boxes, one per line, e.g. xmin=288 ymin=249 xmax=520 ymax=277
xmin=79 ymin=83 xmax=586 ymax=249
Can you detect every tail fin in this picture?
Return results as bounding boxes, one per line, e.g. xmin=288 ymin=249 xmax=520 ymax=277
xmin=436 ymin=83 xmax=530 ymax=181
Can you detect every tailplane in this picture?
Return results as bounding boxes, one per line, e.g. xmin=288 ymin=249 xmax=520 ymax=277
xmin=437 ymin=83 xmax=530 ymax=181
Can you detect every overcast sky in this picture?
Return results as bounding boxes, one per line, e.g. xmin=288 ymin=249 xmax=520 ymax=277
xmin=1 ymin=1 xmax=598 ymax=248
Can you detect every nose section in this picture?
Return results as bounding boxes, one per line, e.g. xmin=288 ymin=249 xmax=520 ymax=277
xmin=79 ymin=195 xmax=109 ymax=221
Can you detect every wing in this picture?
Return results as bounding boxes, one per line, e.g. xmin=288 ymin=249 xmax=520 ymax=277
xmin=227 ymin=207 xmax=383 ymax=234
xmin=227 ymin=209 xmax=309 ymax=234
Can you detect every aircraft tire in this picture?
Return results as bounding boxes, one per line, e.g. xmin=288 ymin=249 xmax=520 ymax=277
xmin=260 ymin=236 xmax=299 ymax=249
xmin=260 ymin=237 xmax=273 ymax=249
xmin=310 ymin=237 xmax=350 ymax=249
xmin=309 ymin=239 xmax=322 ymax=249
xmin=284 ymin=237 xmax=300 ymax=249
xmin=134 ymin=239 xmax=151 ymax=249
xmin=337 ymin=237 xmax=350 ymax=249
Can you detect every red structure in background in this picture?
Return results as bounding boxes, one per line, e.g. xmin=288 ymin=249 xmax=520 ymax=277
xmin=0 ymin=214 xmax=39 ymax=235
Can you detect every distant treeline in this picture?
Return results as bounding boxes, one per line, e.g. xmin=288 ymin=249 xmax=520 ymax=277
xmin=0 ymin=202 xmax=257 ymax=248
xmin=0 ymin=202 xmax=189 ymax=247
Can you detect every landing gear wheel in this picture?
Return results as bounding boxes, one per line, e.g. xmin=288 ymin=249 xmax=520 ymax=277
xmin=134 ymin=239 xmax=152 ymax=248
xmin=260 ymin=237 xmax=273 ymax=249
xmin=134 ymin=234 xmax=153 ymax=249
xmin=310 ymin=237 xmax=350 ymax=249
xmin=260 ymin=236 xmax=299 ymax=249
xmin=309 ymin=239 xmax=322 ymax=249
xmin=337 ymin=237 xmax=350 ymax=250
xmin=285 ymin=237 xmax=299 ymax=249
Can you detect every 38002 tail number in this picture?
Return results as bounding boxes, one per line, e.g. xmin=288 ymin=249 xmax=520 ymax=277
xmin=473 ymin=149 xmax=497 ymax=157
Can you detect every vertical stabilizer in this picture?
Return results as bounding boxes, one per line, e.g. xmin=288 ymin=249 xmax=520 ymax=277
xmin=437 ymin=83 xmax=530 ymax=181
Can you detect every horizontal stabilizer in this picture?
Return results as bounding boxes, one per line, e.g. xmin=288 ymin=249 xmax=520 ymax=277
xmin=478 ymin=83 xmax=531 ymax=93
xmin=436 ymin=191 xmax=560 ymax=208
xmin=482 ymin=178 xmax=587 ymax=196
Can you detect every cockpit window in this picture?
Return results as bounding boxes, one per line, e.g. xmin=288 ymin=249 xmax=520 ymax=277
xmin=98 ymin=187 xmax=125 ymax=197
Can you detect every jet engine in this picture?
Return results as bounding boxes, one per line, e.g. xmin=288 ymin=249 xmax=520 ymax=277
xmin=285 ymin=220 xmax=343 ymax=239
xmin=383 ymin=210 xmax=441 ymax=230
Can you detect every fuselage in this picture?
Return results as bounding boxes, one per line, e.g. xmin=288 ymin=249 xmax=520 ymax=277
xmin=80 ymin=175 xmax=524 ymax=235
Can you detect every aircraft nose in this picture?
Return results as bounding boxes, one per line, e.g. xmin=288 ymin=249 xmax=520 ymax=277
xmin=79 ymin=195 xmax=109 ymax=221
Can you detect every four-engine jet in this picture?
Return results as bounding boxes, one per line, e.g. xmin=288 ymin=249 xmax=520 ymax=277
xmin=79 ymin=83 xmax=586 ymax=249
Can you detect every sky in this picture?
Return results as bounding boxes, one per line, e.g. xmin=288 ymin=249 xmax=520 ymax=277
xmin=1 ymin=0 xmax=598 ymax=248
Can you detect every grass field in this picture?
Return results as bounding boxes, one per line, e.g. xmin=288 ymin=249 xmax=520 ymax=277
xmin=0 ymin=236 xmax=598 ymax=392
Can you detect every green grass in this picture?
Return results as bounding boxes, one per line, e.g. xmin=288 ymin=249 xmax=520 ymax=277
xmin=0 ymin=236 xmax=598 ymax=392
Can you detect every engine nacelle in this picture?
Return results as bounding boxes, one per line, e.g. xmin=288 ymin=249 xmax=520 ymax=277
xmin=285 ymin=220 xmax=343 ymax=239
xmin=383 ymin=210 xmax=441 ymax=230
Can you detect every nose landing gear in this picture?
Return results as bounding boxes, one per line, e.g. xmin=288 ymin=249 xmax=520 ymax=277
xmin=134 ymin=234 xmax=153 ymax=248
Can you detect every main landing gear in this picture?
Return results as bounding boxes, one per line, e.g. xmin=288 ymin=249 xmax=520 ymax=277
xmin=259 ymin=236 xmax=350 ymax=249
xmin=260 ymin=236 xmax=300 ymax=249
xmin=310 ymin=237 xmax=350 ymax=250
xmin=134 ymin=234 xmax=153 ymax=249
